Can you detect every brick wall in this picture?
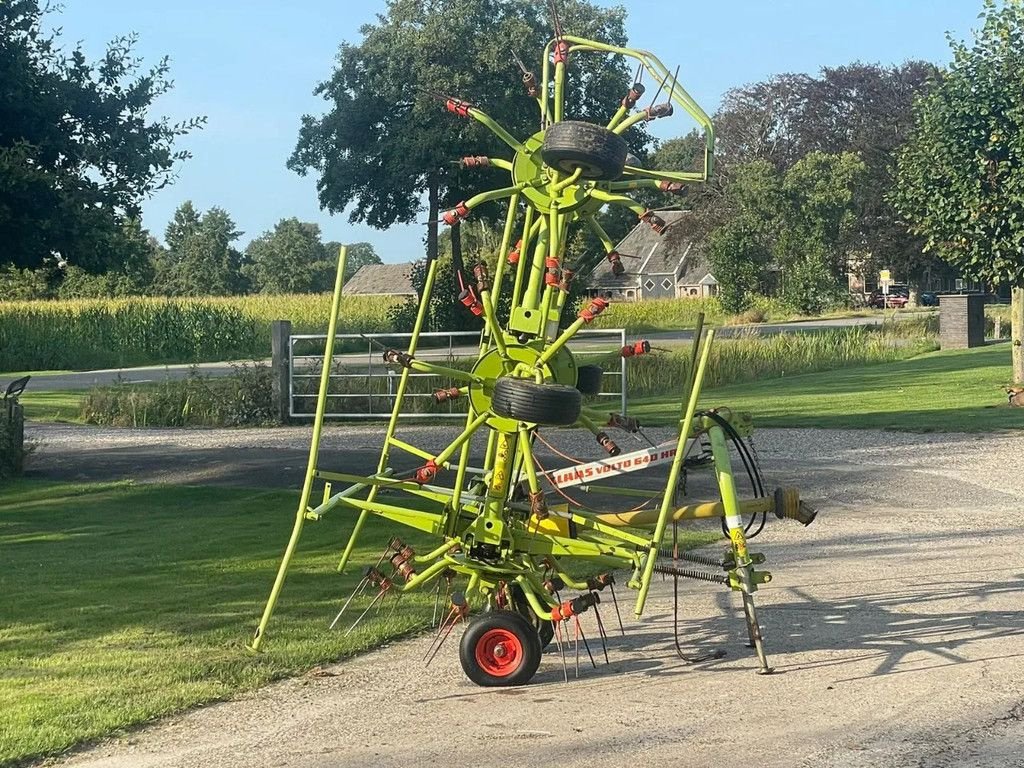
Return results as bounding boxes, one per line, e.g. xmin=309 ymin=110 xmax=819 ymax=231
xmin=938 ymin=294 xmax=986 ymax=349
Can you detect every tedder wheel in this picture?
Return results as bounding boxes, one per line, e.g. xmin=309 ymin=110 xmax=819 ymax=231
xmin=510 ymin=584 xmax=555 ymax=649
xmin=491 ymin=377 xmax=581 ymax=426
xmin=575 ymin=364 xmax=604 ymax=396
xmin=459 ymin=611 xmax=542 ymax=686
xmin=541 ymin=120 xmax=629 ymax=180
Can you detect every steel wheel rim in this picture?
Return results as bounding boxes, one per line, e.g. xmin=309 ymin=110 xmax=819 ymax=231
xmin=475 ymin=628 xmax=523 ymax=676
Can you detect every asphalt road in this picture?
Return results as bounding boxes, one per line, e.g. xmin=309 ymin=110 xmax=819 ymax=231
xmin=11 ymin=314 xmax=917 ymax=393
xmin=31 ymin=424 xmax=1024 ymax=768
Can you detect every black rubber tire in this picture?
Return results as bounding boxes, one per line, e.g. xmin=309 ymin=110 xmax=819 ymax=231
xmin=541 ymin=121 xmax=629 ymax=180
xmin=510 ymin=585 xmax=555 ymax=649
xmin=491 ymin=377 xmax=581 ymax=426
xmin=459 ymin=611 xmax=542 ymax=687
xmin=575 ymin=364 xmax=604 ymax=396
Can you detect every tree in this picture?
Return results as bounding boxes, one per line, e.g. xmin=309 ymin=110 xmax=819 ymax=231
xmin=893 ymin=0 xmax=1024 ymax=383
xmin=245 ymin=219 xmax=329 ymax=294
xmin=711 ymin=62 xmax=942 ymax=287
xmin=323 ymin=241 xmax=383 ymax=282
xmin=155 ymin=202 xmax=244 ymax=296
xmin=706 ymin=153 xmax=865 ymax=314
xmin=0 ymin=0 xmax=203 ymax=273
xmin=289 ymin=0 xmax=647 ymax=277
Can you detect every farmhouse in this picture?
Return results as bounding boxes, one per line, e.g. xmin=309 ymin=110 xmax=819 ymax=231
xmin=343 ymin=263 xmax=417 ymax=297
xmin=585 ymin=210 xmax=718 ymax=301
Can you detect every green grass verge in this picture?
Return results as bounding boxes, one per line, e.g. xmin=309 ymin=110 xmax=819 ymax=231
xmin=0 ymin=479 xmax=715 ymax=764
xmin=18 ymin=391 xmax=84 ymax=422
xmin=632 ymin=344 xmax=1023 ymax=432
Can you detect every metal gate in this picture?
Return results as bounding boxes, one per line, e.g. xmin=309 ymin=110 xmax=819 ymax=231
xmin=288 ymin=329 xmax=627 ymax=419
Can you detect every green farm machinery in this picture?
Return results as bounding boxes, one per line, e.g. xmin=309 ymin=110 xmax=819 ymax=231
xmin=251 ymin=18 xmax=817 ymax=686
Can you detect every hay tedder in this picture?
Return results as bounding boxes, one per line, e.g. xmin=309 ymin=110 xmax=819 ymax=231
xmin=250 ymin=17 xmax=817 ymax=686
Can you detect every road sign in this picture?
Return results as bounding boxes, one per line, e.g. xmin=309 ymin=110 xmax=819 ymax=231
xmin=879 ymin=269 xmax=892 ymax=295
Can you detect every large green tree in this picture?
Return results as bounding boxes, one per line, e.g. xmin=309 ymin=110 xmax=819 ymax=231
xmin=708 ymin=62 xmax=941 ymax=287
xmin=245 ymin=219 xmax=329 ymax=294
xmin=155 ymin=202 xmax=245 ymax=296
xmin=708 ymin=152 xmax=865 ymax=314
xmin=0 ymin=0 xmax=202 ymax=273
xmin=289 ymin=0 xmax=647 ymax=279
xmin=893 ymin=0 xmax=1024 ymax=383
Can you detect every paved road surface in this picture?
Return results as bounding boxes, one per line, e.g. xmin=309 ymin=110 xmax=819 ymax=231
xmin=30 ymin=424 xmax=1024 ymax=768
xmin=11 ymin=314 xmax=917 ymax=392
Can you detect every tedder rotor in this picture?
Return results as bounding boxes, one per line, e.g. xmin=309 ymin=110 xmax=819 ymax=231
xmin=250 ymin=21 xmax=818 ymax=687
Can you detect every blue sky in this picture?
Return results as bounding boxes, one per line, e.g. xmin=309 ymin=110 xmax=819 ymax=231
xmin=52 ymin=1 xmax=982 ymax=261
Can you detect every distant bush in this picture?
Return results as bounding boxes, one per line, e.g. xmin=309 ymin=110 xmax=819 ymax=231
xmin=80 ymin=363 xmax=275 ymax=427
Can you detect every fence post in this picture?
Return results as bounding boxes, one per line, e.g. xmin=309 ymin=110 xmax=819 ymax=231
xmin=271 ymin=320 xmax=292 ymax=424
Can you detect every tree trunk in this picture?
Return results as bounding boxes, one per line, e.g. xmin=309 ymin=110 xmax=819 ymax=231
xmin=426 ymin=174 xmax=439 ymax=269
xmin=1012 ymin=285 xmax=1024 ymax=385
xmin=450 ymin=221 xmax=464 ymax=277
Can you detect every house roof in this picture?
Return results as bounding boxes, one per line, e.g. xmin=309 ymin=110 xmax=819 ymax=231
xmin=344 ymin=263 xmax=416 ymax=296
xmin=588 ymin=210 xmax=714 ymax=288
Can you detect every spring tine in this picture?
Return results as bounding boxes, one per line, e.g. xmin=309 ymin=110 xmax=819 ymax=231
xmin=511 ymin=48 xmax=528 ymax=74
xmin=425 ymin=612 xmax=460 ymax=668
xmin=608 ymin=582 xmax=625 ymax=637
xmin=592 ymin=602 xmax=611 ymax=664
xmin=344 ymin=587 xmax=386 ymax=636
xmin=552 ymin=620 xmax=568 ymax=683
xmin=431 ymin=579 xmax=443 ymax=627
xmin=574 ymin=615 xmax=580 ymax=678
xmin=424 ymin=605 xmax=457 ymax=662
xmin=329 ymin=574 xmax=368 ymax=629
xmin=576 ymin=614 xmax=596 ymax=670
xmin=387 ymin=591 xmax=403 ymax=616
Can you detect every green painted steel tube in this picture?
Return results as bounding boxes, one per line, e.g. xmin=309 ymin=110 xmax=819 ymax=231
xmin=464 ymin=184 xmax=524 ymax=210
xmin=468 ymin=108 xmax=526 ymax=153
xmin=510 ymin=208 xmax=537 ymax=309
xmin=589 ymin=188 xmax=647 ymax=215
xmin=434 ymin=410 xmax=490 ymax=467
xmin=517 ymin=427 xmax=542 ymax=494
xmin=250 ymin=246 xmax=348 ymax=651
xmin=489 ymin=193 xmax=520 ymax=311
xmin=554 ymin=60 xmax=565 ymax=123
xmin=633 ymin=328 xmax=715 ymax=617
xmin=337 ymin=258 xmax=441 ymax=572
xmin=522 ymin=217 xmax=549 ymax=310
xmin=408 ymin=359 xmax=480 ymax=383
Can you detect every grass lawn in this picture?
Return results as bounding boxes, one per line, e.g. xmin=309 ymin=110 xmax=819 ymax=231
xmin=632 ymin=344 xmax=1023 ymax=432
xmin=18 ymin=391 xmax=83 ymax=422
xmin=0 ymin=479 xmax=715 ymax=765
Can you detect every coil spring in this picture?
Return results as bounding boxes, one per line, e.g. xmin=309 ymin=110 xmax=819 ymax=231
xmin=657 ymin=548 xmax=728 ymax=569
xmin=651 ymin=565 xmax=728 ymax=584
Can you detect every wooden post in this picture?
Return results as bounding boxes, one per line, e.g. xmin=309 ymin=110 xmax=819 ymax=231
xmin=271 ymin=320 xmax=292 ymax=424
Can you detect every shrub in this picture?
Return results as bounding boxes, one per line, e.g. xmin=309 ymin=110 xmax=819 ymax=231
xmin=80 ymin=363 xmax=275 ymax=427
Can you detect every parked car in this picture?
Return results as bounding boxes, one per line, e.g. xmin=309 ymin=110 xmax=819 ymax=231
xmin=919 ymin=291 xmax=938 ymax=307
xmin=869 ymin=285 xmax=909 ymax=309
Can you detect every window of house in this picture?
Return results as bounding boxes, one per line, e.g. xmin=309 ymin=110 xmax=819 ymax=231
xmin=661 ymin=278 xmax=673 ymax=290
xmin=643 ymin=279 xmax=656 ymax=291
xmin=625 ymin=289 xmax=635 ymax=299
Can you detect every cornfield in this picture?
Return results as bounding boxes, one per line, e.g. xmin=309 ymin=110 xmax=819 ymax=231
xmin=0 ymin=294 xmax=400 ymax=371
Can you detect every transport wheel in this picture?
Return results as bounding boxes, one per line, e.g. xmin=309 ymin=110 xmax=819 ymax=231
xmin=491 ymin=377 xmax=581 ymax=426
xmin=575 ymin=364 xmax=604 ymax=396
xmin=510 ymin=585 xmax=555 ymax=649
xmin=541 ymin=121 xmax=629 ymax=180
xmin=459 ymin=611 xmax=542 ymax=686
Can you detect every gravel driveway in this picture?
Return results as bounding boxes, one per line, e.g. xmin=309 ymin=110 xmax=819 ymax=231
xmin=25 ymin=423 xmax=1024 ymax=767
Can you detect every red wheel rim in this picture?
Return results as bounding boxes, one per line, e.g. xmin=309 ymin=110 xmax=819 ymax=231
xmin=474 ymin=628 xmax=523 ymax=677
